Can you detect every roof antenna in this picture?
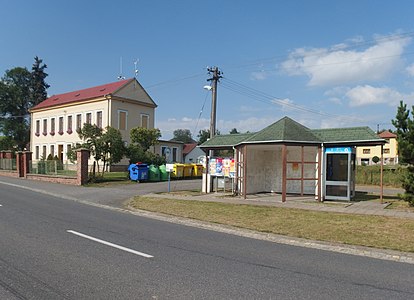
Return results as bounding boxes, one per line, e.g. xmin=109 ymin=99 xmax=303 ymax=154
xmin=134 ymin=59 xmax=139 ymax=78
xmin=117 ymin=57 xmax=125 ymax=80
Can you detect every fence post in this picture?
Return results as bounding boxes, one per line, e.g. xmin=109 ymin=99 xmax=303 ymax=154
xmin=22 ymin=151 xmax=32 ymax=178
xmin=76 ymin=148 xmax=90 ymax=185
xmin=16 ymin=152 xmax=24 ymax=177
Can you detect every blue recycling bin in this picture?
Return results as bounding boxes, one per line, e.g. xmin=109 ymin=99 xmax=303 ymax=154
xmin=136 ymin=163 xmax=149 ymax=182
xmin=128 ymin=164 xmax=139 ymax=181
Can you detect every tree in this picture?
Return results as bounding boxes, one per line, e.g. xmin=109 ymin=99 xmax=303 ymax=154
xmin=97 ymin=126 xmax=125 ymax=176
xmin=392 ymin=100 xmax=414 ymax=205
xmin=126 ymin=127 xmax=164 ymax=165
xmin=172 ymin=128 xmax=194 ymax=143
xmin=197 ymin=129 xmax=221 ymax=145
xmin=69 ymin=124 xmax=125 ymax=178
xmin=0 ymin=67 xmax=32 ymax=149
xmin=229 ymin=128 xmax=239 ymax=134
xmin=0 ymin=57 xmax=49 ymax=150
xmin=197 ymin=129 xmax=210 ymax=145
xmin=130 ymin=127 xmax=161 ymax=151
xmin=31 ymin=56 xmax=50 ymax=106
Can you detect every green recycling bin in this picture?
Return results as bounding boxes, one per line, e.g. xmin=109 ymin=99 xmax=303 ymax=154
xmin=159 ymin=165 xmax=169 ymax=181
xmin=148 ymin=164 xmax=160 ymax=182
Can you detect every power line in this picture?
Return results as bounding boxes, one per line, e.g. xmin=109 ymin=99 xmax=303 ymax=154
xmin=221 ymin=77 xmax=365 ymax=121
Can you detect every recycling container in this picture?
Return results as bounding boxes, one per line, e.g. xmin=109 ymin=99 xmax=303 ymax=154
xmin=183 ymin=164 xmax=193 ymax=178
xmin=159 ymin=165 xmax=169 ymax=181
xmin=172 ymin=163 xmax=184 ymax=178
xmin=128 ymin=164 xmax=139 ymax=181
xmin=148 ymin=164 xmax=160 ymax=182
xmin=136 ymin=163 xmax=149 ymax=181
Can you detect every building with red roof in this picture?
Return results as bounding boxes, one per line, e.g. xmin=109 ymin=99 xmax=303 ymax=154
xmin=30 ymin=78 xmax=157 ymax=170
xmin=356 ymin=130 xmax=398 ymax=165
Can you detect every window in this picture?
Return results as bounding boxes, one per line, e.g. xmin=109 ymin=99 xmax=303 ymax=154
xmin=363 ymin=149 xmax=370 ymax=154
xmin=67 ymin=115 xmax=73 ymax=133
xmin=383 ymin=148 xmax=390 ymax=154
xmin=58 ymin=117 xmax=64 ymax=134
xmin=35 ymin=120 xmax=40 ymax=136
xmin=67 ymin=144 xmax=72 ymax=159
xmin=50 ymin=118 xmax=55 ymax=134
xmin=43 ymin=119 xmax=47 ymax=135
xmin=141 ymin=114 xmax=149 ymax=129
xmin=76 ymin=114 xmax=82 ymax=130
xmin=50 ymin=145 xmax=55 ymax=157
xmin=35 ymin=146 xmax=39 ymax=160
xmin=42 ymin=145 xmax=47 ymax=159
xmin=86 ymin=112 xmax=92 ymax=124
xmin=96 ymin=111 xmax=103 ymax=128
xmin=118 ymin=110 xmax=127 ymax=130
xmin=172 ymin=147 xmax=177 ymax=162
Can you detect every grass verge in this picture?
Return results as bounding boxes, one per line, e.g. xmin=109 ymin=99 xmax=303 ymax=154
xmin=128 ymin=196 xmax=414 ymax=253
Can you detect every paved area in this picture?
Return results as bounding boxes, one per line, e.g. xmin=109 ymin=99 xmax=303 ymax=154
xmin=1 ymin=174 xmax=414 ymax=264
xmin=0 ymin=174 xmax=412 ymax=219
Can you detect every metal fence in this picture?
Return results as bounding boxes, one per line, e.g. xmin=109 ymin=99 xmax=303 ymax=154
xmin=29 ymin=160 xmax=77 ymax=177
xmin=0 ymin=158 xmax=16 ymax=170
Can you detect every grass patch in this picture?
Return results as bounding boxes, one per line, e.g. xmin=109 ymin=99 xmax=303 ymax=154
xmin=128 ymin=196 xmax=414 ymax=253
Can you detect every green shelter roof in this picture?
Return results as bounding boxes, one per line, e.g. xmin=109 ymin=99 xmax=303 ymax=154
xmin=243 ymin=116 xmax=321 ymax=143
xmin=312 ymin=127 xmax=384 ymax=145
xmin=200 ymin=116 xmax=385 ymax=148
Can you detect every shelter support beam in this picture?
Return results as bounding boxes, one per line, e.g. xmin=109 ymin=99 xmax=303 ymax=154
xmin=282 ymin=145 xmax=287 ymax=202
xmin=380 ymin=144 xmax=384 ymax=204
xmin=317 ymin=146 xmax=322 ymax=202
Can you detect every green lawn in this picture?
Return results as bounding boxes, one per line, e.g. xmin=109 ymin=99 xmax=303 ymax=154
xmin=128 ymin=196 xmax=414 ymax=253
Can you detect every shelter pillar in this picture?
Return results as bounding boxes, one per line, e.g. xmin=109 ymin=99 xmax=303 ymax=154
xmin=282 ymin=145 xmax=287 ymax=202
xmin=380 ymin=144 xmax=384 ymax=204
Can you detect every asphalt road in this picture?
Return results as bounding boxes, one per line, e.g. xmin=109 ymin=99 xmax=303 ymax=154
xmin=1 ymin=183 xmax=414 ymax=299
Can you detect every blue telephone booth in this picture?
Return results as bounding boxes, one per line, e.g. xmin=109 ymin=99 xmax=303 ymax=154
xmin=324 ymin=147 xmax=356 ymax=201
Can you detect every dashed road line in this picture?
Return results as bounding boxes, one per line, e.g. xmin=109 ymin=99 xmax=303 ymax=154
xmin=66 ymin=230 xmax=153 ymax=258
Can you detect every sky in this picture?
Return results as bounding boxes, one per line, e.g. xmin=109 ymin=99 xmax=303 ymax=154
xmin=2 ymin=0 xmax=414 ymax=139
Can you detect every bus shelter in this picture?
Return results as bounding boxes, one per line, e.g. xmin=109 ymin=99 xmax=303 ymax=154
xmin=200 ymin=117 xmax=385 ymax=202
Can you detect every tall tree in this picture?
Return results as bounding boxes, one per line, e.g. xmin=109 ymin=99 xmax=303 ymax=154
xmin=172 ymin=128 xmax=194 ymax=143
xmin=31 ymin=56 xmax=50 ymax=106
xmin=0 ymin=57 xmax=49 ymax=150
xmin=0 ymin=67 xmax=32 ymax=149
xmin=392 ymin=100 xmax=414 ymax=205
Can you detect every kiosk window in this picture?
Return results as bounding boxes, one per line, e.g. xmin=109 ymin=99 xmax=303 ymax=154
xmin=363 ymin=149 xmax=370 ymax=154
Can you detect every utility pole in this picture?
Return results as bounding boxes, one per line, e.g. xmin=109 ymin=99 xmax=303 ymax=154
xmin=207 ymin=67 xmax=222 ymax=141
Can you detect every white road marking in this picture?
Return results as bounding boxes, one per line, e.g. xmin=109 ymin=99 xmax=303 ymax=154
xmin=66 ymin=230 xmax=153 ymax=258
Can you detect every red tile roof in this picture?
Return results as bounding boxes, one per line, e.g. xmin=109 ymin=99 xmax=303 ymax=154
xmin=183 ymin=143 xmax=198 ymax=155
xmin=378 ymin=131 xmax=397 ymax=139
xmin=31 ymin=78 xmax=133 ymax=111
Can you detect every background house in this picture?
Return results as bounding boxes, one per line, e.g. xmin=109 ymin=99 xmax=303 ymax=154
xmin=151 ymin=140 xmax=184 ymax=163
xmin=356 ymin=131 xmax=398 ymax=165
xmin=30 ymin=78 xmax=157 ymax=170
xmin=183 ymin=143 xmax=205 ymax=163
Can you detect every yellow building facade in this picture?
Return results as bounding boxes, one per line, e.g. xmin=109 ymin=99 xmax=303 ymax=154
xmin=30 ymin=78 xmax=157 ymax=170
xmin=356 ymin=131 xmax=398 ymax=165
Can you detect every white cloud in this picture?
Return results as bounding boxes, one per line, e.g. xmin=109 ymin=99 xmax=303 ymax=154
xmin=271 ymin=98 xmax=294 ymax=111
xmin=281 ymin=36 xmax=410 ymax=86
xmin=250 ymin=70 xmax=269 ymax=81
xmin=181 ymin=117 xmax=193 ymax=122
xmin=406 ymin=63 xmax=414 ymax=76
xmin=345 ymin=85 xmax=408 ymax=107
